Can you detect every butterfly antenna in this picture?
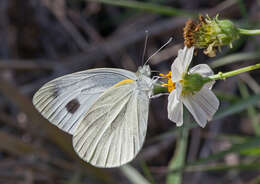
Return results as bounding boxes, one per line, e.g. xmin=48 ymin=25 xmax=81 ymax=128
xmin=142 ymin=30 xmax=149 ymax=66
xmin=144 ymin=37 xmax=173 ymax=66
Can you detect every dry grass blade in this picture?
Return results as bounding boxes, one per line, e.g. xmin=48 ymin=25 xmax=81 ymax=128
xmin=0 ymin=60 xmax=56 ymax=71
xmin=0 ymin=131 xmax=48 ymax=157
xmin=0 ymin=78 xmax=115 ymax=184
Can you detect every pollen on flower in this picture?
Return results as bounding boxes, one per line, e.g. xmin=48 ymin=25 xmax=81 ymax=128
xmin=183 ymin=19 xmax=196 ymax=48
xmin=183 ymin=15 xmax=240 ymax=57
xmin=160 ymin=72 xmax=176 ymax=92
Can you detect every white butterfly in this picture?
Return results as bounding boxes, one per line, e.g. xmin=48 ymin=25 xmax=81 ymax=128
xmin=33 ymin=65 xmax=154 ymax=168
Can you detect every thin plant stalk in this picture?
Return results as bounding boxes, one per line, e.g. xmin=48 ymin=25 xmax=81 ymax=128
xmin=87 ymin=0 xmax=196 ymax=17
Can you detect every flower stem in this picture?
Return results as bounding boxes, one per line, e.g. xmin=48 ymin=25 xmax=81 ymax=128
xmin=238 ymin=28 xmax=260 ymax=35
xmin=209 ymin=63 xmax=260 ymax=81
xmin=166 ymin=125 xmax=188 ymax=184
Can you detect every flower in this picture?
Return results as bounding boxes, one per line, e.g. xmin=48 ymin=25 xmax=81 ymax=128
xmin=162 ymin=46 xmax=219 ymax=127
xmin=160 ymin=72 xmax=175 ymax=92
xmin=184 ymin=15 xmax=240 ymax=57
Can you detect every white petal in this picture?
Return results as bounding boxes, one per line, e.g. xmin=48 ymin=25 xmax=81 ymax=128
xmin=195 ymin=87 xmax=220 ymax=119
xmin=167 ymin=84 xmax=183 ymax=126
xmin=189 ymin=64 xmax=214 ymax=77
xmin=171 ymin=46 xmax=194 ymax=82
xmin=189 ymin=64 xmax=215 ymax=89
xmin=182 ymin=87 xmax=219 ymax=127
xmin=182 ymin=97 xmax=207 ymax=127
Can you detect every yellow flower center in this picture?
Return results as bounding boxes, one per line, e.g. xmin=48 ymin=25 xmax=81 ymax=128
xmin=160 ymin=72 xmax=176 ymax=92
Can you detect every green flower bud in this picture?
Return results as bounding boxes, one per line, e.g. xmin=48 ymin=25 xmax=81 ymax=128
xmin=184 ymin=15 xmax=240 ymax=57
xmin=181 ymin=73 xmax=212 ymax=96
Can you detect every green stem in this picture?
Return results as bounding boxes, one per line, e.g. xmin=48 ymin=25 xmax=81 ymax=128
xmin=238 ymin=28 xmax=260 ymax=35
xmin=209 ymin=63 xmax=260 ymax=81
xmin=166 ymin=126 xmax=189 ymax=184
xmin=238 ymin=82 xmax=260 ymax=136
xmin=87 ymin=0 xmax=196 ymax=17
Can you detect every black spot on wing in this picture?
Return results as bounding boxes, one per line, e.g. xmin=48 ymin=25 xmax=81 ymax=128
xmin=52 ymin=90 xmax=59 ymax=98
xmin=66 ymin=99 xmax=80 ymax=114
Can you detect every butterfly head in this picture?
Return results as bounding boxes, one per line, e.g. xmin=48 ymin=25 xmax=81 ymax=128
xmin=137 ymin=65 xmax=151 ymax=77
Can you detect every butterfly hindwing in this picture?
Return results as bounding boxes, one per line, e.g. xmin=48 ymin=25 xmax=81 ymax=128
xmin=72 ymin=81 xmax=150 ymax=168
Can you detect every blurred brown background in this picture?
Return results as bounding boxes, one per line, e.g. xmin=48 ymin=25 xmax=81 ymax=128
xmin=0 ymin=0 xmax=259 ymax=184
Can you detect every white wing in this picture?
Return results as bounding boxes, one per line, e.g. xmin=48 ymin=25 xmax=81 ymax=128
xmin=33 ymin=68 xmax=137 ymax=135
xmin=72 ymin=82 xmax=150 ymax=168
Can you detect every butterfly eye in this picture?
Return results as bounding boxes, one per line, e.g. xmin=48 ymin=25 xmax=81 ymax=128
xmin=65 ymin=99 xmax=80 ymax=114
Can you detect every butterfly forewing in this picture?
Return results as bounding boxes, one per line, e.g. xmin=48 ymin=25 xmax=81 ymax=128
xmin=33 ymin=68 xmax=137 ymax=135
